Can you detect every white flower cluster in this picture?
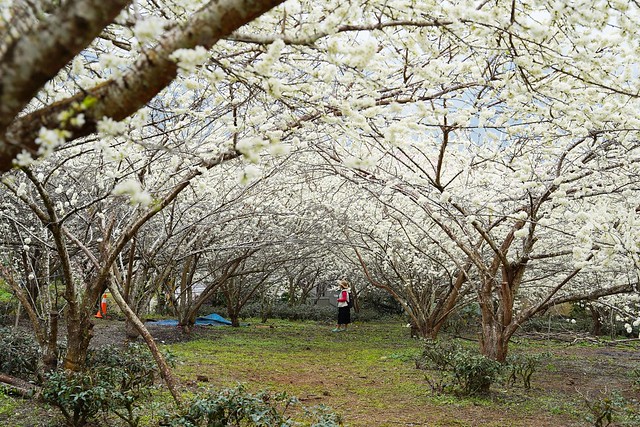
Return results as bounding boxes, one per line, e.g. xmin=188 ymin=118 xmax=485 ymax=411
xmin=236 ymin=137 xmax=268 ymax=163
xmin=513 ymin=228 xmax=528 ymax=239
xmin=36 ymin=127 xmax=69 ymax=157
xmin=96 ymin=54 xmax=129 ymax=79
xmin=170 ymin=46 xmax=210 ymax=73
xmin=0 ymin=1 xmax=12 ymax=21
xmin=112 ymin=180 xmax=153 ymax=207
xmin=253 ymin=39 xmax=285 ymax=76
xmin=134 ymin=16 xmax=166 ymax=44
xmin=14 ymin=151 xmax=35 ymax=167
xmin=327 ymin=37 xmax=378 ymax=69
xmin=237 ymin=164 xmax=262 ymax=186
xmin=97 ymin=117 xmax=127 ymax=136
xmin=344 ymin=155 xmax=375 ymax=170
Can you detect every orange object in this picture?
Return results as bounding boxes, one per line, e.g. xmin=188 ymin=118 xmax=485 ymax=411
xmin=95 ymin=293 xmax=108 ymax=318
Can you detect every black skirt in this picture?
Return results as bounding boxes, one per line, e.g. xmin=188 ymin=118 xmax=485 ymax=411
xmin=337 ymin=306 xmax=350 ymax=325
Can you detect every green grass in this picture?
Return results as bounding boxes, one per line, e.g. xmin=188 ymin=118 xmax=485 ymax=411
xmin=3 ymin=319 xmax=638 ymax=426
xmin=0 ymin=392 xmax=17 ymax=416
xmin=0 ymin=285 xmax=12 ymax=303
xmin=162 ymin=319 xmax=640 ymax=426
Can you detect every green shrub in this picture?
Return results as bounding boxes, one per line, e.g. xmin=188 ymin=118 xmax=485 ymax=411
xmin=0 ymin=286 xmax=12 ymax=303
xmin=89 ymin=343 xmax=160 ymax=426
xmin=581 ymin=390 xmax=640 ymax=427
xmin=43 ymin=343 xmax=160 ymax=427
xmin=43 ymin=370 xmax=107 ymax=427
xmin=235 ymin=302 xmax=335 ymax=322
xmin=453 ymin=352 xmax=502 ymax=395
xmin=416 ymin=339 xmax=502 ymax=396
xmin=505 ymin=352 xmax=549 ymax=389
xmin=0 ymin=281 xmax=16 ymax=324
xmin=0 ymin=327 xmax=40 ymax=380
xmin=161 ymin=384 xmax=343 ymax=427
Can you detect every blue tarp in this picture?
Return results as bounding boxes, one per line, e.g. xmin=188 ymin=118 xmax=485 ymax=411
xmin=151 ymin=313 xmax=232 ymax=326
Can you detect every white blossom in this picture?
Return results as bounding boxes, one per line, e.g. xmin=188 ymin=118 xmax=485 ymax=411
xmin=237 ymin=164 xmax=262 ymax=185
xmin=36 ymin=127 xmax=68 ymax=156
xmin=97 ymin=117 xmax=127 ymax=136
xmin=112 ymin=180 xmax=153 ymax=207
xmin=134 ymin=17 xmax=166 ymax=44
xmin=514 ymin=228 xmax=528 ymax=239
xmin=170 ymin=46 xmax=210 ymax=73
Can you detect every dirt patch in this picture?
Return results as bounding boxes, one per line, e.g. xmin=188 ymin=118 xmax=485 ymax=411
xmin=89 ymin=319 xmax=213 ymax=348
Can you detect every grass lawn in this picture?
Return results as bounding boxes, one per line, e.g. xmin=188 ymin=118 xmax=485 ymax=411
xmin=164 ymin=319 xmax=639 ymax=426
xmin=1 ymin=318 xmax=638 ymax=426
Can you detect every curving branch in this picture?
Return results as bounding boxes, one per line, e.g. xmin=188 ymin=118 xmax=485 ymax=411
xmin=0 ymin=0 xmax=132 ymax=134
xmin=0 ymin=0 xmax=285 ymax=174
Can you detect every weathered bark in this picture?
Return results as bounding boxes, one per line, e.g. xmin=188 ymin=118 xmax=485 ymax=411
xmin=479 ymin=318 xmax=509 ymax=363
xmin=42 ymin=311 xmax=59 ymax=372
xmin=0 ymin=373 xmax=40 ymax=398
xmin=589 ymin=305 xmax=603 ymax=336
xmin=63 ymin=292 xmax=99 ymax=371
xmin=229 ymin=313 xmax=240 ymax=327
xmin=107 ymin=282 xmax=183 ymax=405
xmin=474 ymin=216 xmax=530 ymax=362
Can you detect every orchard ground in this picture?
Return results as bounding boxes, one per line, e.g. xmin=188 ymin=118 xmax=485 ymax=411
xmin=2 ymin=319 xmax=639 ymax=426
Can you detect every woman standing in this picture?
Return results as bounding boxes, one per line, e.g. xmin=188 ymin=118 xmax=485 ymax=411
xmin=332 ymin=280 xmax=351 ymax=332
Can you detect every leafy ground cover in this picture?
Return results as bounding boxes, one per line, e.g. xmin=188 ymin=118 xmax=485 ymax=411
xmin=1 ymin=319 xmax=639 ymax=426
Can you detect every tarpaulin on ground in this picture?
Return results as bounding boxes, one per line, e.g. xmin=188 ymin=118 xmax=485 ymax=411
xmin=150 ymin=313 xmax=232 ymax=326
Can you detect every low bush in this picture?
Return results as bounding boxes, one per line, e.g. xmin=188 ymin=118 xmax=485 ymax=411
xmin=505 ymin=352 xmax=549 ymax=389
xmin=580 ymin=390 xmax=640 ymax=427
xmin=43 ymin=369 xmax=107 ymax=427
xmin=160 ymin=384 xmax=342 ymax=427
xmin=416 ymin=339 xmax=502 ymax=396
xmin=0 ymin=327 xmax=40 ymax=380
xmin=0 ymin=286 xmax=16 ymax=325
xmin=235 ymin=302 xmax=391 ymax=323
xmin=43 ymin=343 xmax=160 ymax=427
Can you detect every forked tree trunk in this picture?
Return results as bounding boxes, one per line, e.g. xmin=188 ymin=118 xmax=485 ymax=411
xmin=479 ymin=319 xmax=509 ymax=363
xmin=63 ymin=320 xmax=94 ymax=371
xmin=477 ymin=265 xmax=523 ymax=363
xmin=63 ymin=297 xmax=97 ymax=371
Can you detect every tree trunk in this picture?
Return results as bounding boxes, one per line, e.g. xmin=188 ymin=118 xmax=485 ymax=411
xmin=107 ymin=282 xmax=183 ymax=405
xmin=589 ymin=305 xmax=603 ymax=336
xmin=62 ymin=284 xmax=103 ymax=371
xmin=229 ymin=311 xmax=240 ymax=327
xmin=63 ymin=313 xmax=94 ymax=371
xmin=42 ymin=311 xmax=59 ymax=372
xmin=178 ymin=310 xmax=198 ymax=335
xmin=479 ymin=320 xmax=509 ymax=363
